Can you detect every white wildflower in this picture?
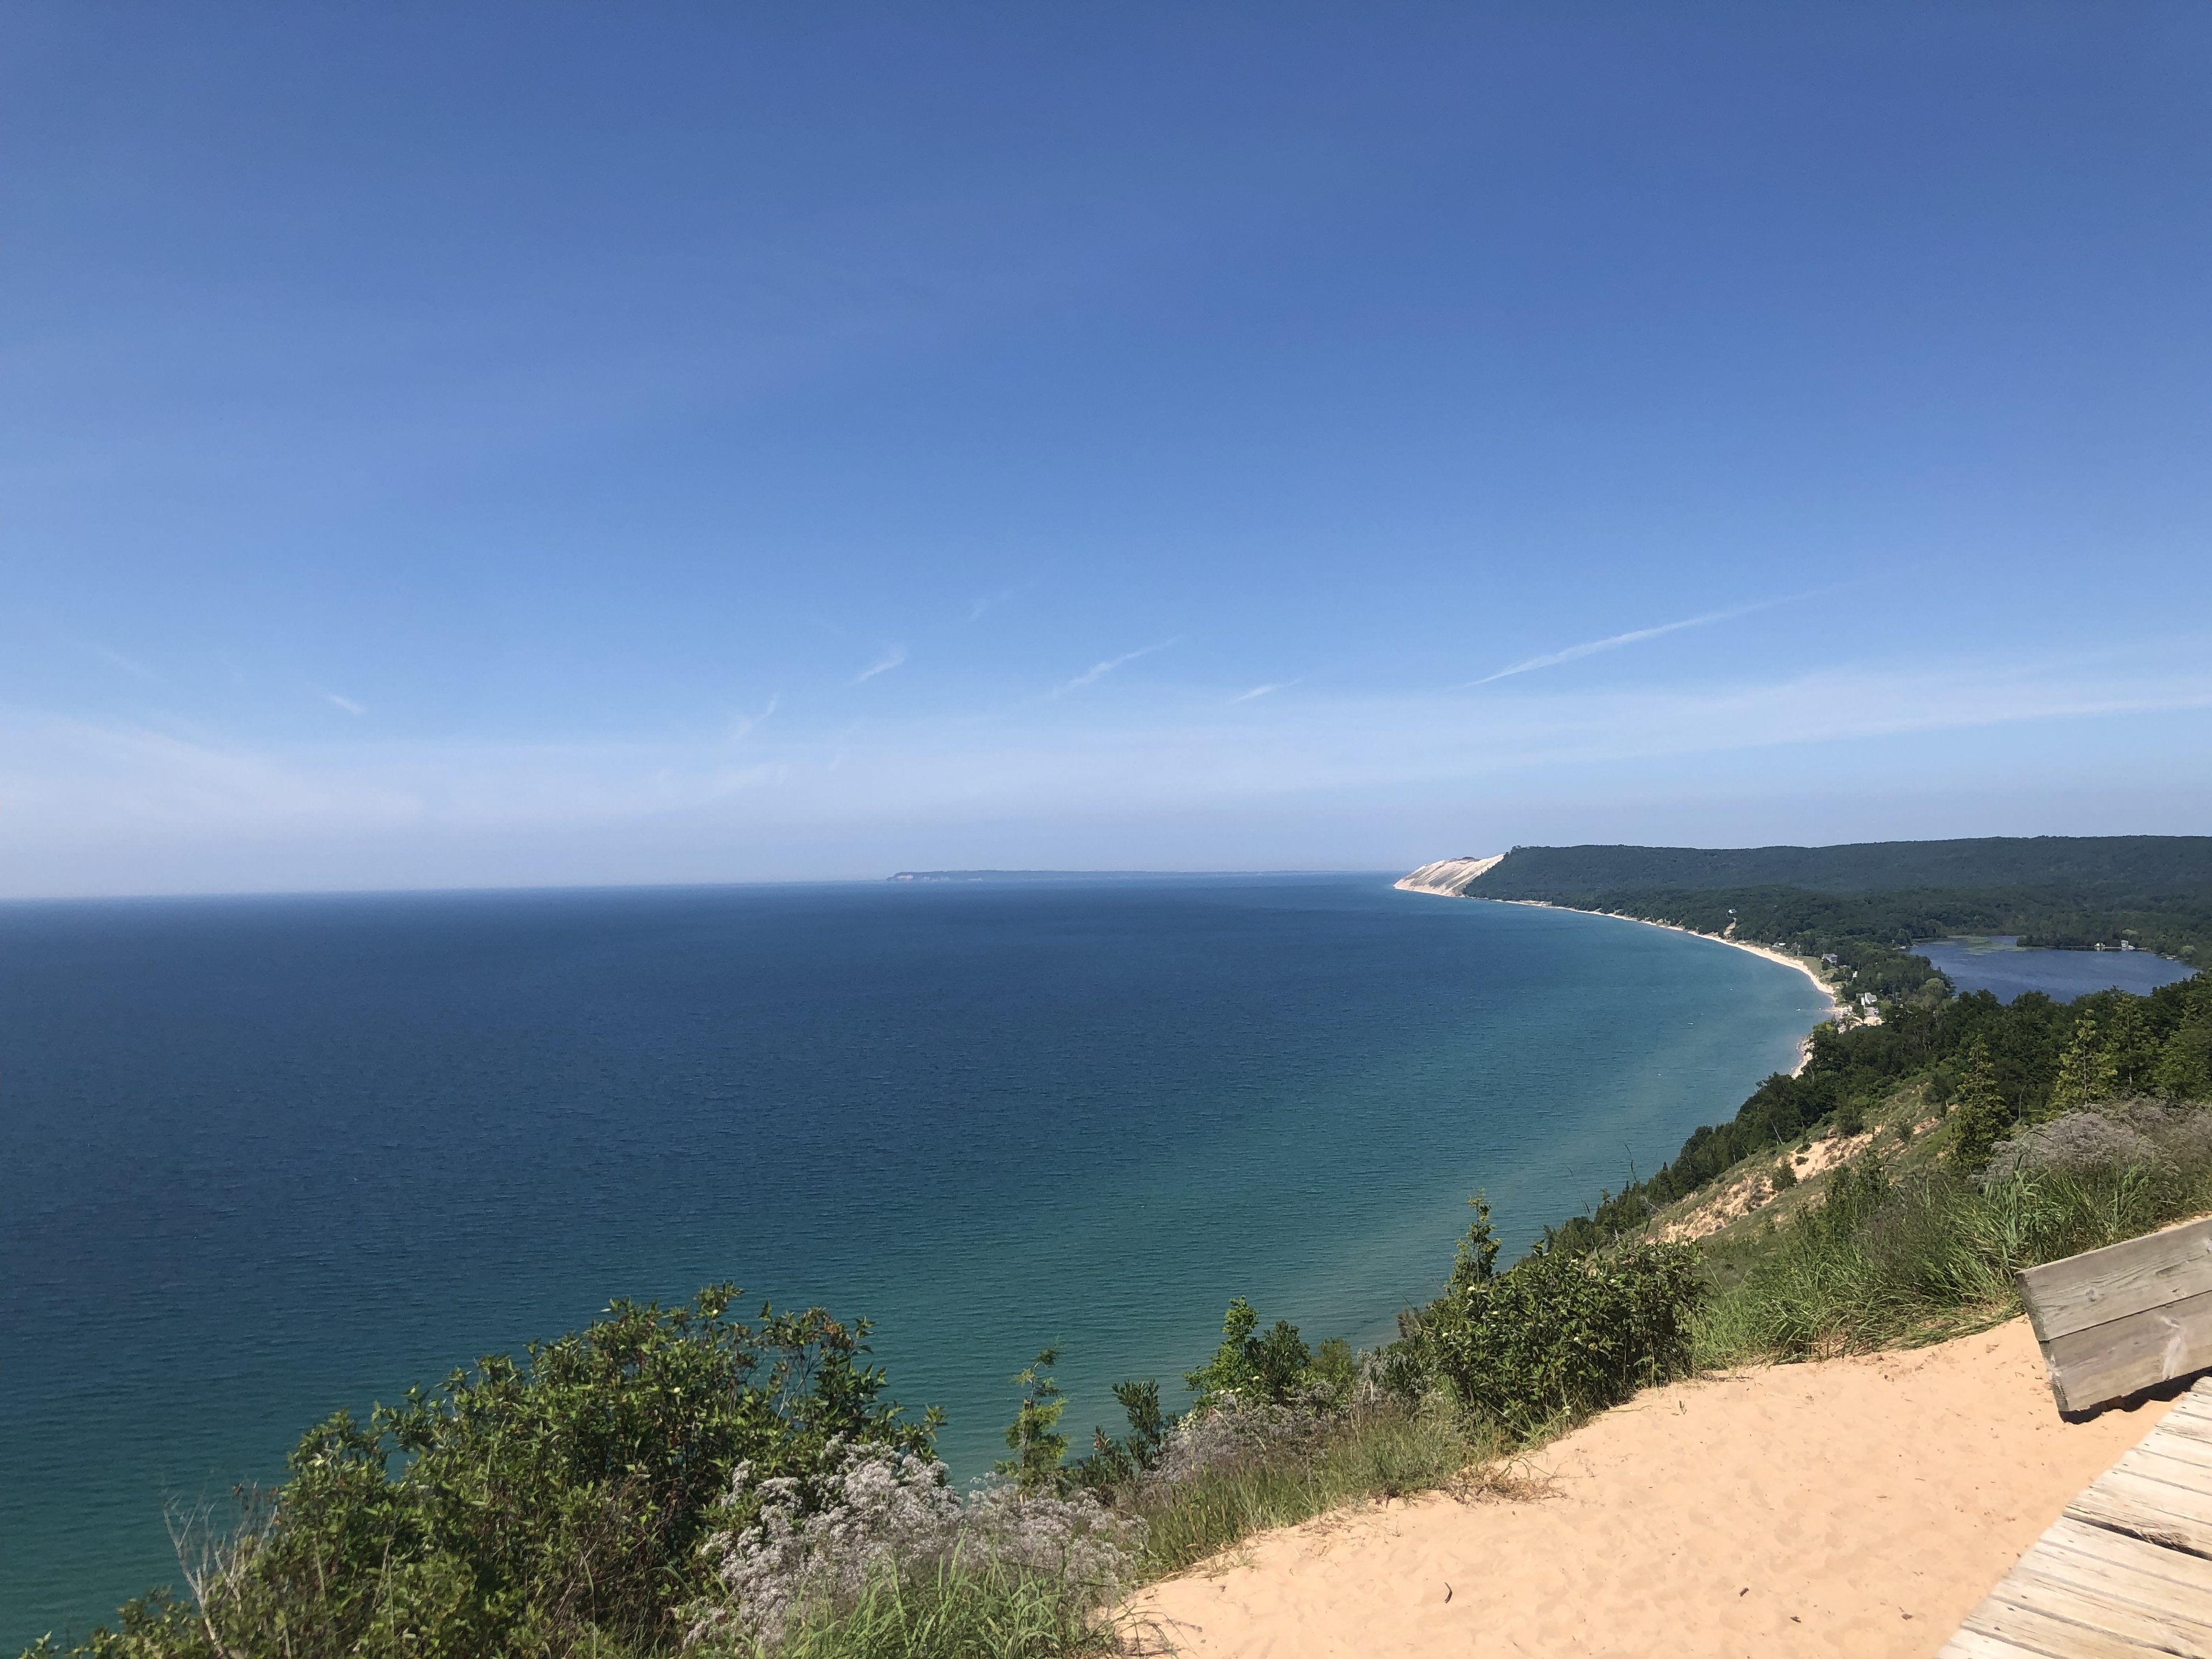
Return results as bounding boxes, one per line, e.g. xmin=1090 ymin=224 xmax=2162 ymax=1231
xmin=682 ymin=1440 xmax=1142 ymax=1653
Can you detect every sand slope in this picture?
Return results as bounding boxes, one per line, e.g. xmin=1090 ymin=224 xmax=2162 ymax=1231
xmin=1127 ymin=1318 xmax=2172 ymax=1657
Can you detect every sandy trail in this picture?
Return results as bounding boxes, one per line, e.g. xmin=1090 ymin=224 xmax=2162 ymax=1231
xmin=1125 ymin=1318 xmax=2171 ymax=1658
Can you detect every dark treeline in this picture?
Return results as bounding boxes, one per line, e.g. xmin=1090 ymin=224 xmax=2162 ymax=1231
xmin=1474 ymin=835 xmax=2212 ymax=969
xmin=1551 ymin=975 xmax=2212 ymax=1251
xmin=1511 ymin=882 xmax=2210 ymax=975
xmin=1479 ymin=836 xmax=2212 ymax=899
xmin=1499 ymin=880 xmax=2212 ymax=998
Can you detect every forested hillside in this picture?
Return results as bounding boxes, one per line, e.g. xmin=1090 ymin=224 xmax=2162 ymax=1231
xmin=1476 ymin=836 xmax=2212 ymax=897
xmin=1466 ymin=837 xmax=2212 ymax=974
xmin=1550 ymin=975 xmax=2212 ymax=1251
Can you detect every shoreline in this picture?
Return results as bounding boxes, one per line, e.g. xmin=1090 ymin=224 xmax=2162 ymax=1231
xmin=1396 ymin=878 xmax=1845 ymax=1077
xmin=1507 ymin=900 xmax=1847 ymax=1077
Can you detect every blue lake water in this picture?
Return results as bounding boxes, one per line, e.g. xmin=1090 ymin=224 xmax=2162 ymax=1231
xmin=1916 ymin=936 xmax=2199 ymax=1003
xmin=0 ymin=875 xmax=1828 ymax=1647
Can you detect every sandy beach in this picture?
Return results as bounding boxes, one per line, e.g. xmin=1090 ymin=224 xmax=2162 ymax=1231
xmin=1125 ymin=1317 xmax=2170 ymax=1658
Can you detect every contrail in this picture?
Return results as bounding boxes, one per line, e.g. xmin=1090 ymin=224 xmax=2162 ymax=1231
xmin=855 ymin=646 xmax=907 ymax=685
xmin=1053 ymin=639 xmax=1175 ymax=697
xmin=1469 ymin=592 xmax=1821 ymax=686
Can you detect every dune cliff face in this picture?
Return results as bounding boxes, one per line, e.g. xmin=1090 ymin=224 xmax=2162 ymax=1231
xmin=1394 ymin=854 xmax=1504 ymax=896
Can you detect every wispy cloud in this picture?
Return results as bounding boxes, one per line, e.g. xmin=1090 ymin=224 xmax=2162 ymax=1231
xmin=323 ymin=691 xmax=367 ymax=716
xmin=729 ymin=694 xmax=780 ymax=741
xmin=5 ymin=641 xmax=2211 ymax=895
xmin=1052 ymin=639 xmax=1176 ymax=697
xmin=967 ymin=588 xmax=1022 ymax=624
xmin=1469 ymin=595 xmax=1808 ymax=686
xmin=855 ymin=647 xmax=907 ymax=685
xmin=1229 ymin=679 xmax=1299 ymax=703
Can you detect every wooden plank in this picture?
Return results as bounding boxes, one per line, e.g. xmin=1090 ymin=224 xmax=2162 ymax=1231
xmin=2027 ymin=1554 xmax=2212 ymax=1644
xmin=1940 ymin=1628 xmax=2058 ymax=1659
xmin=2117 ymin=1440 xmax=2212 ymax=1490
xmin=2123 ymin=1444 xmax=2212 ymax=1500
xmin=2151 ymin=1408 xmax=2212 ymax=1448
xmin=2069 ymin=1472 xmax=2212 ymax=1559
xmin=2042 ymin=1290 xmax=2212 ymax=1413
xmin=2021 ymin=1218 xmax=2212 ymax=1344
xmin=2168 ymin=1387 xmax=2212 ymax=1421
xmin=2084 ymin=1468 xmax=2212 ymax=1534
xmin=2045 ymin=1515 xmax=2212 ymax=1604
xmin=1993 ymin=1565 xmax=2212 ymax=1656
xmin=2136 ymin=1431 xmax=2212 ymax=1474
xmin=1965 ymin=1590 xmax=2191 ymax=1656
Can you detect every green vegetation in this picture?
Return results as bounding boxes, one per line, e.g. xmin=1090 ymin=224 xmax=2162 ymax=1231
xmin=1473 ymin=836 xmax=2212 ymax=984
xmin=765 ymin=1564 xmax=1105 ymax=1659
xmin=1389 ymin=1199 xmax=1699 ymax=1435
xmin=1695 ymin=1103 xmax=2212 ymax=1367
xmin=1475 ymin=836 xmax=2212 ymax=900
xmin=1551 ymin=976 xmax=2212 ymax=1250
xmin=37 ymin=1232 xmax=1696 ymax=1658
xmin=1130 ymin=1400 xmax=1498 ymax=1577
xmin=33 ymin=1293 xmax=935 ymax=1659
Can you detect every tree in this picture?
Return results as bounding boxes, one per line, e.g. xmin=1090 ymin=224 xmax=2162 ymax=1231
xmin=996 ymin=1348 xmax=1069 ymax=1494
xmin=1184 ymin=1298 xmax=1312 ymax=1408
xmin=1449 ymin=1193 xmax=1501 ymax=1289
xmin=1073 ymin=1379 xmax=1173 ymax=1494
xmin=2103 ymin=998 xmax=2161 ymax=1095
xmin=2052 ymin=1014 xmax=2121 ymax=1111
xmin=2158 ymin=1009 xmax=2212 ymax=1101
xmin=1949 ymin=1037 xmax=2014 ymax=1169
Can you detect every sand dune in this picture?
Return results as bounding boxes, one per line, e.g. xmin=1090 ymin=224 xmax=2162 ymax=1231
xmin=1126 ymin=1318 xmax=2170 ymax=1657
xmin=1393 ymin=856 xmax=1504 ymax=897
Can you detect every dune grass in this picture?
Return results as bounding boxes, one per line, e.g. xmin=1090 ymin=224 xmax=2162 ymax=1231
xmin=1695 ymin=1142 xmax=2212 ymax=1368
xmin=731 ymin=1402 xmax=1494 ymax=1659
xmin=766 ymin=1562 xmax=1110 ymax=1659
xmin=1124 ymin=1396 xmax=1502 ymax=1579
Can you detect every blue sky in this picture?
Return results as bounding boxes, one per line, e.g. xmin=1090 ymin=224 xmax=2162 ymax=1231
xmin=5 ymin=4 xmax=2211 ymax=895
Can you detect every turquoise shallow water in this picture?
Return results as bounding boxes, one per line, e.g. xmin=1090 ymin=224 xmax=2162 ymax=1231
xmin=0 ymin=874 xmax=1827 ymax=1647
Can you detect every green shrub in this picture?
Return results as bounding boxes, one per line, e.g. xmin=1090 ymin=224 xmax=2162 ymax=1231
xmin=42 ymin=1290 xmax=934 ymax=1659
xmin=1183 ymin=1299 xmax=1315 ymax=1408
xmin=1069 ymin=1380 xmax=1170 ymax=1495
xmin=1389 ymin=1199 xmax=1701 ymax=1434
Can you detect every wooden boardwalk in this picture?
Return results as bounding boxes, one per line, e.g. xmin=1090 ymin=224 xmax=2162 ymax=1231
xmin=1943 ymin=1378 xmax=2212 ymax=1657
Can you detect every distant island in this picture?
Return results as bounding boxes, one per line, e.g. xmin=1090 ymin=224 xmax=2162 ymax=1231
xmin=889 ymin=868 xmax=1174 ymax=882
xmin=887 ymin=868 xmax=1298 ymax=882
